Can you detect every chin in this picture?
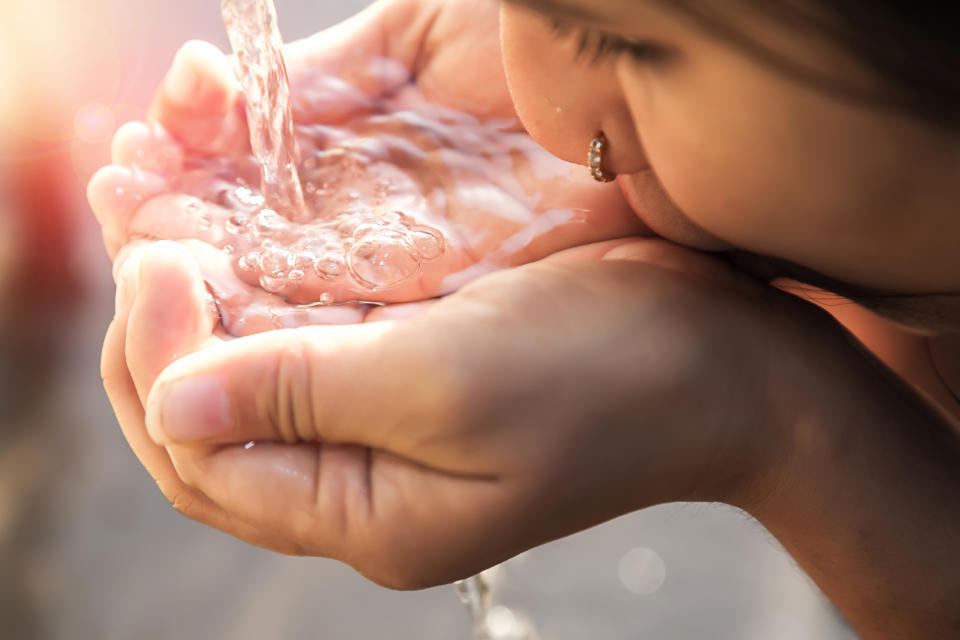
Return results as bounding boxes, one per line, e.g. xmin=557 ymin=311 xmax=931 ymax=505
xmin=617 ymin=171 xmax=733 ymax=252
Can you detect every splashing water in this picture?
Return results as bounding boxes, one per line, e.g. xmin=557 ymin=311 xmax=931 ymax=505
xmin=218 ymin=0 xmax=449 ymax=303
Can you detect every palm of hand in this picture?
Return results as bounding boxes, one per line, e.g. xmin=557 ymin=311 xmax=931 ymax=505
xmin=89 ymin=2 xmax=640 ymax=335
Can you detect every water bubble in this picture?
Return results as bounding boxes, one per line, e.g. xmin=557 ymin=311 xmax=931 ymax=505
xmin=287 ymin=269 xmax=305 ymax=285
xmin=259 ymin=249 xmax=290 ymax=276
xmin=313 ymin=253 xmax=344 ymax=279
xmin=305 ymin=182 xmax=317 ymax=195
xmin=383 ymin=210 xmax=409 ymax=225
xmin=225 ymin=214 xmax=249 ymax=235
xmin=254 ymin=209 xmax=288 ymax=237
xmin=289 ymin=253 xmax=314 ymax=272
xmin=319 ymin=292 xmax=334 ymax=306
xmin=238 ymin=252 xmax=259 ymax=272
xmin=335 ymin=215 xmax=360 ymax=238
xmin=222 ymin=244 xmax=235 ymax=254
xmin=348 ymin=234 xmax=420 ymax=290
xmin=411 ymin=226 xmax=446 ymax=260
xmin=198 ymin=215 xmax=213 ymax=231
xmin=214 ymin=188 xmax=239 ymax=209
xmin=259 ymin=273 xmax=287 ymax=293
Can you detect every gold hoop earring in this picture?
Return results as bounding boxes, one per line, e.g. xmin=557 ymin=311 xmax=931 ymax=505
xmin=588 ymin=133 xmax=616 ymax=183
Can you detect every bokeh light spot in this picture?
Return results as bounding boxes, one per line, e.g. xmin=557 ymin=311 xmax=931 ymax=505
xmin=73 ymin=102 xmax=116 ymax=145
xmin=618 ymin=547 xmax=667 ymax=596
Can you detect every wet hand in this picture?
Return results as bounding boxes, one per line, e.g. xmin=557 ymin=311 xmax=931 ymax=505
xmin=105 ymin=236 xmax=833 ymax=588
xmin=88 ymin=0 xmax=644 ymax=333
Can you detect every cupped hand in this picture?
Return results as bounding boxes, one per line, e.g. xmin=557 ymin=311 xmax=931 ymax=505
xmin=88 ymin=0 xmax=644 ymax=334
xmin=104 ymin=235 xmax=843 ymax=589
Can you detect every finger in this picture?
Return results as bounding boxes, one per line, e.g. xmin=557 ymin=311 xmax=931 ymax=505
xmin=111 ymin=121 xmax=184 ymax=175
xmin=148 ymin=40 xmax=247 ymax=155
xmin=102 ymin=245 xmax=299 ymax=553
xmin=87 ymin=165 xmax=169 ymax=259
xmin=165 ymin=437 xmax=506 ymax=587
xmin=126 ymin=241 xmax=219 ymax=405
xmin=287 ymin=0 xmax=423 ymax=98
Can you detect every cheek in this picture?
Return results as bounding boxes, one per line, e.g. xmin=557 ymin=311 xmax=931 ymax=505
xmin=620 ymin=65 xmax=825 ymax=252
xmin=499 ymin=5 xmax=645 ymax=170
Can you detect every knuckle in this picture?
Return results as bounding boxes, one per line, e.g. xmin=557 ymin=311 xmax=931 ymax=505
xmin=267 ymin=332 xmax=319 ymax=443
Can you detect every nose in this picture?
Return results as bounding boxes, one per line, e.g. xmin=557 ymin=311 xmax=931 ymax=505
xmin=499 ymin=4 xmax=648 ymax=176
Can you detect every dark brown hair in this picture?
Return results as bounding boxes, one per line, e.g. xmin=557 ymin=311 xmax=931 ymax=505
xmin=657 ymin=0 xmax=960 ymax=129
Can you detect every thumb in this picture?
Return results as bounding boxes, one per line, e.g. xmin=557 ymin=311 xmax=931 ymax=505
xmin=142 ymin=315 xmax=514 ymax=588
xmin=143 ymin=319 xmax=459 ymax=449
xmin=149 ymin=40 xmax=247 ymax=155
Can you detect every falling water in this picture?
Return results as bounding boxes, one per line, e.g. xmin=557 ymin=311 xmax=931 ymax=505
xmin=221 ymin=0 xmax=308 ymax=221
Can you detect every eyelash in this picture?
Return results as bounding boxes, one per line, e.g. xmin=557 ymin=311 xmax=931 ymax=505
xmin=548 ymin=19 xmax=666 ymax=64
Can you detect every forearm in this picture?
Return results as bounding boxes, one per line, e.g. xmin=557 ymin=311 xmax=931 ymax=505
xmin=750 ymin=345 xmax=960 ymax=639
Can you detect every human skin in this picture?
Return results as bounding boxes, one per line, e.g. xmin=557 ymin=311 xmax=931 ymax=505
xmin=92 ymin=1 xmax=960 ymax=638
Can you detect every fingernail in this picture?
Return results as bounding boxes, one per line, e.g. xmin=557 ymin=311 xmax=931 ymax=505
xmin=149 ymin=375 xmax=233 ymax=443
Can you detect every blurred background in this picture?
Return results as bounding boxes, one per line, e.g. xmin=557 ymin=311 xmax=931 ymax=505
xmin=0 ymin=1 xmax=858 ymax=638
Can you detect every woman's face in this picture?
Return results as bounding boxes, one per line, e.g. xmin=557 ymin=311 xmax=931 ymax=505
xmin=500 ymin=0 xmax=960 ymax=293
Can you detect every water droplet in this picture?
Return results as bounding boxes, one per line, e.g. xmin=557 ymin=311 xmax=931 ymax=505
xmin=244 ymin=441 xmax=256 ymax=450
xmin=260 ymin=273 xmax=287 ymax=293
xmin=313 ymin=253 xmax=344 ymax=279
xmin=319 ymin=292 xmax=334 ymax=305
xmin=348 ymin=234 xmax=420 ymax=290
xmin=198 ymin=215 xmax=213 ymax=231
xmin=222 ymin=244 xmax=235 ymax=254
xmin=617 ymin=547 xmax=667 ymax=596
xmin=225 ymin=214 xmax=248 ymax=235
xmin=411 ymin=227 xmax=446 ymax=261
xmin=305 ymin=182 xmax=317 ymax=195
